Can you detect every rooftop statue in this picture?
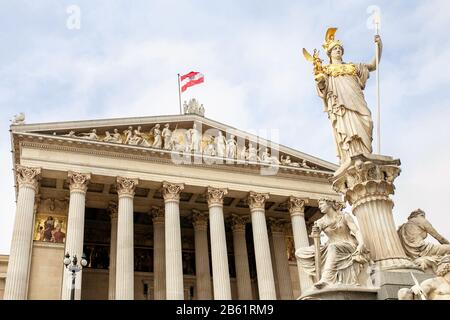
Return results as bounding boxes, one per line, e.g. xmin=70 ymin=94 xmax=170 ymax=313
xmin=11 ymin=112 xmax=25 ymax=125
xmin=183 ymin=98 xmax=205 ymax=117
xmin=303 ymin=28 xmax=382 ymax=163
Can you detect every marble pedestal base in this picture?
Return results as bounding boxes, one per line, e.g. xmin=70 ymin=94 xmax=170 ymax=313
xmin=299 ymin=285 xmax=378 ymax=300
xmin=374 ymin=270 xmax=433 ymax=300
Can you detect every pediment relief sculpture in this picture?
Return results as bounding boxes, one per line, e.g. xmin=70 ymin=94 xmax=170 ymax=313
xmin=24 ymin=117 xmax=327 ymax=172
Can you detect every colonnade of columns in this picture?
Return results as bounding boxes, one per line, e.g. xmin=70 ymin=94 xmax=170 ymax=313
xmin=4 ymin=166 xmax=313 ymax=300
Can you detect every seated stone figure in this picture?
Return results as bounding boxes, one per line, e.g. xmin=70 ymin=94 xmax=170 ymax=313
xmin=398 ymin=209 xmax=450 ymax=271
xmin=296 ymin=199 xmax=371 ymax=289
xmin=398 ymin=255 xmax=450 ymax=300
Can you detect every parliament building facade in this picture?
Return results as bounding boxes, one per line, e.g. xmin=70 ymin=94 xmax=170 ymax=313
xmin=1 ymin=103 xmax=341 ymax=300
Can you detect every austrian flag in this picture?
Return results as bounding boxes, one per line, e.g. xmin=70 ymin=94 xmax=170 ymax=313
xmin=180 ymin=71 xmax=204 ymax=92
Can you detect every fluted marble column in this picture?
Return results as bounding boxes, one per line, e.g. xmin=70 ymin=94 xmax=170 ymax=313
xmin=248 ymin=192 xmax=276 ymax=300
xmin=332 ymin=155 xmax=416 ymax=270
xmin=108 ymin=201 xmax=118 ymax=300
xmin=230 ymin=214 xmax=253 ymax=300
xmin=206 ymin=187 xmax=231 ymax=300
xmin=288 ymin=196 xmax=313 ymax=293
xmin=4 ymin=165 xmax=41 ymax=300
xmin=151 ymin=206 xmax=166 ymax=300
xmin=62 ymin=171 xmax=91 ymax=300
xmin=192 ymin=210 xmax=212 ymax=300
xmin=115 ymin=177 xmax=138 ymax=300
xmin=268 ymin=218 xmax=293 ymax=300
xmin=162 ymin=182 xmax=185 ymax=300
xmin=268 ymin=233 xmax=280 ymax=298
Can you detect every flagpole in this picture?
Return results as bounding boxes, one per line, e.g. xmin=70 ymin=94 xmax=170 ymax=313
xmin=375 ymin=18 xmax=381 ymax=154
xmin=177 ymin=73 xmax=182 ymax=114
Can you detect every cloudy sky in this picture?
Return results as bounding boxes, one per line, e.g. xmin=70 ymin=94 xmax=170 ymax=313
xmin=1 ymin=0 xmax=449 ymax=253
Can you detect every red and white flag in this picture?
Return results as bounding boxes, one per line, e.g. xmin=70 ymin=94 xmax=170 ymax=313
xmin=180 ymin=71 xmax=204 ymax=92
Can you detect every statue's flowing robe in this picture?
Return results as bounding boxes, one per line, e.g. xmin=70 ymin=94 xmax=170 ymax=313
xmin=152 ymin=129 xmax=162 ymax=148
xmin=296 ymin=213 xmax=367 ymax=285
xmin=398 ymin=217 xmax=450 ymax=258
xmin=215 ymin=136 xmax=226 ymax=157
xmin=317 ymin=63 xmax=373 ymax=162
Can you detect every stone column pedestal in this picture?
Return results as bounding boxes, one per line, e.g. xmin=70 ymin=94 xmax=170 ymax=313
xmin=332 ymin=154 xmax=417 ymax=271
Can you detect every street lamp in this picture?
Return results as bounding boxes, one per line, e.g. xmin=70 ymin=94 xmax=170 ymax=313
xmin=63 ymin=252 xmax=88 ymax=300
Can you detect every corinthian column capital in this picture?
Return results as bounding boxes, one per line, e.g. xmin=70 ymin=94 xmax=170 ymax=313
xmin=151 ymin=206 xmax=164 ymax=224
xmin=332 ymin=155 xmax=401 ymax=209
xmin=206 ymin=187 xmax=228 ymax=208
xmin=288 ymin=196 xmax=308 ymax=217
xmin=116 ymin=177 xmax=138 ymax=198
xmin=16 ymin=165 xmax=41 ymax=191
xmin=229 ymin=214 xmax=249 ymax=232
xmin=108 ymin=201 xmax=118 ymax=220
xmin=162 ymin=181 xmax=184 ymax=202
xmin=248 ymin=192 xmax=269 ymax=211
xmin=267 ymin=217 xmax=288 ymax=234
xmin=192 ymin=209 xmax=209 ymax=230
xmin=68 ymin=171 xmax=91 ymax=194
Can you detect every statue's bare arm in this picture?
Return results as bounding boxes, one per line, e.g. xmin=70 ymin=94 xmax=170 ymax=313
xmin=367 ymin=35 xmax=383 ymax=72
xmin=421 ymin=218 xmax=450 ymax=244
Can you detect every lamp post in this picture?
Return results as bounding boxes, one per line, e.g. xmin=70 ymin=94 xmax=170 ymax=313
xmin=63 ymin=252 xmax=88 ymax=300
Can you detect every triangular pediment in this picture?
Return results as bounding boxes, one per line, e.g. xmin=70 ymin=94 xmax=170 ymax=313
xmin=11 ymin=113 xmax=337 ymax=173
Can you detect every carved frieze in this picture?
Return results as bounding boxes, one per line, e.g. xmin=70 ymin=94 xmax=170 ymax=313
xmin=48 ymin=118 xmax=327 ymax=173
